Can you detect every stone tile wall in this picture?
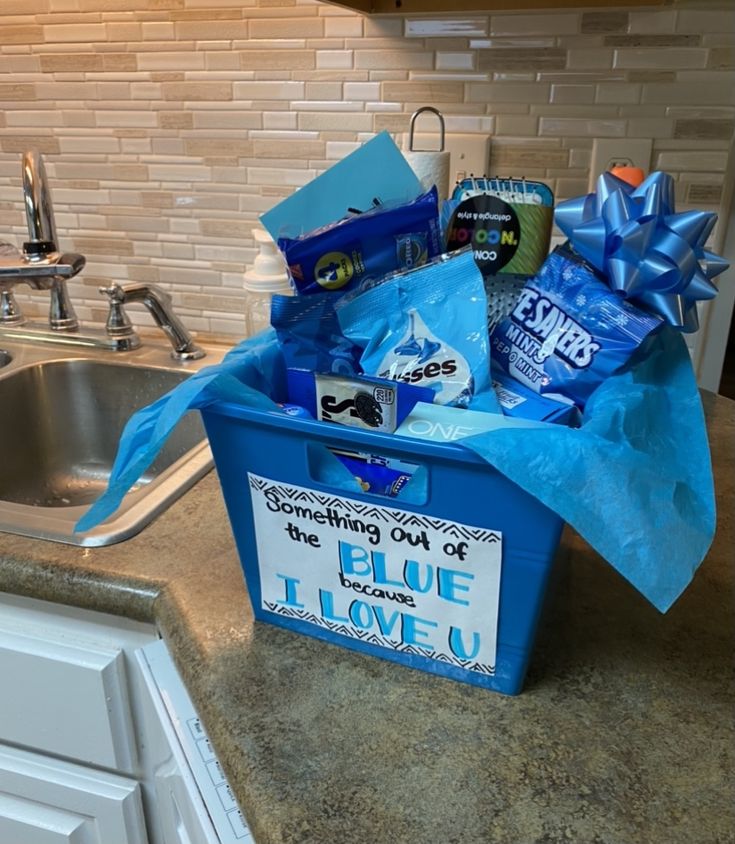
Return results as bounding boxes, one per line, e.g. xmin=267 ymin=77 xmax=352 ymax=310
xmin=0 ymin=0 xmax=732 ymax=337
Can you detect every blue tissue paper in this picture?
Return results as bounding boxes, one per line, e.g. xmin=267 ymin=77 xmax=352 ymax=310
xmin=76 ymin=326 xmax=715 ymax=613
xmin=462 ymin=325 xmax=714 ymax=612
xmin=74 ymin=331 xmax=284 ymax=533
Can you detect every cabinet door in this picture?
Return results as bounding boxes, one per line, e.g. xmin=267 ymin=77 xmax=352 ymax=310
xmin=0 ymin=745 xmax=148 ymax=844
xmin=0 ymin=626 xmax=138 ymax=772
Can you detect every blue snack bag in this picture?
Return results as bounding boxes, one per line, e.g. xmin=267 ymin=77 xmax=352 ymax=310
xmin=278 ymin=187 xmax=442 ymax=296
xmin=270 ymin=290 xmax=362 ymax=377
xmin=329 ymin=449 xmax=416 ymax=498
xmin=336 ymin=249 xmax=500 ymax=412
xmin=491 ymin=246 xmax=663 ymax=408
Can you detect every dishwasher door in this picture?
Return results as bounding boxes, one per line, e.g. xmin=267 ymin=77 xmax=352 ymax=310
xmin=136 ymin=639 xmax=254 ymax=844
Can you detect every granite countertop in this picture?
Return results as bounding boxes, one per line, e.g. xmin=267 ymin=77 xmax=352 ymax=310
xmin=0 ymin=391 xmax=732 ymax=844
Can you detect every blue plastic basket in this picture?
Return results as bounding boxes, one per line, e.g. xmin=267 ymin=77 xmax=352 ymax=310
xmin=201 ymin=383 xmax=564 ymax=696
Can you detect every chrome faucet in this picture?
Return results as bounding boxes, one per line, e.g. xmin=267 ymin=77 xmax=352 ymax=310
xmin=1 ymin=151 xmax=205 ymax=362
xmin=0 ymin=150 xmax=82 ymax=330
xmin=99 ymin=283 xmax=205 ymax=361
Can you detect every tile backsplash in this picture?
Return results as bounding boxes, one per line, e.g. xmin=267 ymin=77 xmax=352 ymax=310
xmin=1 ymin=0 xmax=733 ymax=338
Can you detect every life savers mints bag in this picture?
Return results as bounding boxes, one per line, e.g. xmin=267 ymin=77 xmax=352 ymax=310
xmin=270 ymin=290 xmax=362 ymax=376
xmin=287 ymin=369 xmax=434 ymax=433
xmin=336 ymin=249 xmax=500 ymax=412
xmin=491 ymin=246 xmax=662 ymax=409
xmin=277 ymin=187 xmax=442 ymax=296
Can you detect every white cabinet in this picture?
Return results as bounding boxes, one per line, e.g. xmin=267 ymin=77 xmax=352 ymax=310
xmin=0 ymin=745 xmax=146 ymax=844
xmin=0 ymin=627 xmax=138 ymax=773
xmin=0 ymin=592 xmax=156 ymax=843
xmin=0 ymin=591 xmax=253 ymax=844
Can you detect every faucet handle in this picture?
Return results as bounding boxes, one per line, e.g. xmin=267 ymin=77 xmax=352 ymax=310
xmin=99 ymin=282 xmax=125 ymax=304
xmin=99 ymin=283 xmax=136 ymax=339
xmin=0 ymin=288 xmax=25 ymax=325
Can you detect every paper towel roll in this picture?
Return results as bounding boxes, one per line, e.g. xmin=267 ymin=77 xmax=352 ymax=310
xmin=403 ymin=150 xmax=450 ymax=203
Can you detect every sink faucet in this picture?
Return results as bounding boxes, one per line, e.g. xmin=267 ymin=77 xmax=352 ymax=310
xmin=1 ymin=151 xmax=204 ymax=361
xmin=99 ymin=282 xmax=205 ymax=361
xmin=0 ymin=150 xmax=82 ymax=331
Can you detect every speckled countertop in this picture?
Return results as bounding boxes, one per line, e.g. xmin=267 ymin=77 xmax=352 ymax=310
xmin=0 ymin=392 xmax=732 ymax=844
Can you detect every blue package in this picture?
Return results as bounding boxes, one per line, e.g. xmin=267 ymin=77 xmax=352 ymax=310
xmin=336 ymin=249 xmax=501 ymax=412
xmin=328 ymin=449 xmax=416 ymax=498
xmin=287 ymin=368 xmax=434 ymax=433
xmin=491 ymin=247 xmax=662 ymax=409
xmin=278 ymin=187 xmax=442 ymax=296
xmin=491 ymin=366 xmax=580 ymax=427
xmin=278 ymin=402 xmax=313 ymax=419
xmin=270 ymin=290 xmax=362 ymax=377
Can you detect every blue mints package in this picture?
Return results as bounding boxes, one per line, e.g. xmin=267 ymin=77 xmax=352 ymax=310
xmin=491 ymin=247 xmax=662 ymax=409
xmin=336 ymin=249 xmax=500 ymax=412
xmin=278 ymin=187 xmax=441 ymax=296
xmin=287 ymin=368 xmax=434 ymax=433
xmin=270 ymin=290 xmax=362 ymax=377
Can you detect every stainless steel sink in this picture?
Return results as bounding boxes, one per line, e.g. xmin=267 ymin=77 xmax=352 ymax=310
xmin=0 ymin=338 xmax=228 ymax=546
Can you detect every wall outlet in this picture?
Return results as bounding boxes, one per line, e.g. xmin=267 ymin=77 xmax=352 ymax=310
xmin=404 ymin=132 xmax=491 ymax=185
xmin=589 ymin=138 xmax=653 ymax=190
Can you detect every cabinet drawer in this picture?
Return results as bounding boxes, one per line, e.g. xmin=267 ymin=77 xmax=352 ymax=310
xmin=0 ymin=744 xmax=147 ymax=844
xmin=0 ymin=627 xmax=138 ymax=773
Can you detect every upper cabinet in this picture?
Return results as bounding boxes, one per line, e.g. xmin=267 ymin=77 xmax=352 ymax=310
xmin=326 ymin=0 xmax=663 ymax=16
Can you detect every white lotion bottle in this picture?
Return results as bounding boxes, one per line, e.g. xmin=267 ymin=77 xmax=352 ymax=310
xmin=243 ymin=226 xmax=292 ymax=337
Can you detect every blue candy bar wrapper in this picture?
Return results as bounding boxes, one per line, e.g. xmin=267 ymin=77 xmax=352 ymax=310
xmin=75 ymin=325 xmax=715 ymax=613
xmin=270 ymin=290 xmax=362 ymax=377
xmin=287 ymin=368 xmax=435 ymax=433
xmin=491 ymin=248 xmax=662 ymax=409
xmin=278 ymin=187 xmax=442 ymax=296
xmin=336 ymin=249 xmax=501 ymax=413
xmin=328 ymin=449 xmax=416 ymax=498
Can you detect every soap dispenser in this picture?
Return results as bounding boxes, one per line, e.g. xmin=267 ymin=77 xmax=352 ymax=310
xmin=243 ymin=227 xmax=292 ymax=337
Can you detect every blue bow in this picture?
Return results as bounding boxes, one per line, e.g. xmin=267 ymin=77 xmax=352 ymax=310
xmin=555 ymin=171 xmax=729 ymax=332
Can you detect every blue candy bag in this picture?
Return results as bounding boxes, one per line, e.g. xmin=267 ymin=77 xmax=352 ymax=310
xmin=278 ymin=188 xmax=442 ymax=296
xmin=336 ymin=249 xmax=501 ymax=412
xmin=491 ymin=247 xmax=663 ymax=408
xmin=270 ymin=290 xmax=362 ymax=377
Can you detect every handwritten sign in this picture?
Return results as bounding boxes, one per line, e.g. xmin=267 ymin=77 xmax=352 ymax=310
xmin=248 ymin=474 xmax=503 ymax=675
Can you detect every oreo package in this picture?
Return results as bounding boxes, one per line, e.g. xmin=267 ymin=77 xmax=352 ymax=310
xmin=287 ymin=368 xmax=434 ymax=433
xmin=278 ymin=187 xmax=442 ymax=296
xmin=491 ymin=247 xmax=663 ymax=409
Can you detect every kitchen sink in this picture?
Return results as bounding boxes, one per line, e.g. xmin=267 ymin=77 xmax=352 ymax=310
xmin=0 ymin=338 xmax=228 ymax=546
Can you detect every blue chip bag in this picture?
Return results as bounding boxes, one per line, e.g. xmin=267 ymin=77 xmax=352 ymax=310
xmin=278 ymin=187 xmax=442 ymax=296
xmin=270 ymin=290 xmax=362 ymax=377
xmin=336 ymin=249 xmax=500 ymax=412
xmin=491 ymin=246 xmax=663 ymax=409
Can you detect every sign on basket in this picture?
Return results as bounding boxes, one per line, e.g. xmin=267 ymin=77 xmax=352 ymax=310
xmin=249 ymin=473 xmax=503 ymax=675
